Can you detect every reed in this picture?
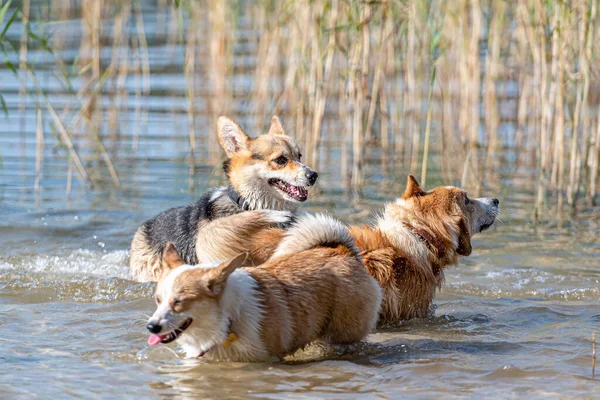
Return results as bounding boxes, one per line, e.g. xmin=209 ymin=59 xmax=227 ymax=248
xmin=593 ymin=332 xmax=596 ymax=379
xmin=2 ymin=0 xmax=599 ymax=216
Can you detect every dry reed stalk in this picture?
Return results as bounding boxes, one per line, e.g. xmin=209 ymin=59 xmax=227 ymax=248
xmin=513 ymin=10 xmax=531 ymax=162
xmin=35 ymin=107 xmax=43 ymax=192
xmin=134 ymin=0 xmax=150 ymax=152
xmin=107 ymin=2 xmax=128 ymax=146
xmin=584 ymin=0 xmax=598 ymax=202
xmin=380 ymin=6 xmax=393 ymax=158
xmin=461 ymin=147 xmax=472 ymax=189
xmin=552 ymin=3 xmax=566 ymax=209
xmin=132 ymin=36 xmax=143 ymax=153
xmin=207 ymin=0 xmax=230 ymax=162
xmin=420 ymin=19 xmax=441 ymax=187
xmin=359 ymin=3 xmax=371 ymax=166
xmin=439 ymin=83 xmax=454 ymax=184
xmin=90 ymin=126 xmax=122 ymax=187
xmin=310 ymin=0 xmax=338 ymax=170
xmin=339 ymin=76 xmax=351 ymax=188
xmin=457 ymin=0 xmax=469 ymax=148
xmin=468 ymin=0 xmax=482 ymax=195
xmin=111 ymin=2 xmax=132 ymax=151
xmin=568 ymin=0 xmax=589 ymax=206
xmin=593 ymin=333 xmax=596 ymax=379
xmin=515 ymin=75 xmax=530 ymax=164
xmin=184 ymin=7 xmax=197 ymax=165
xmin=529 ymin=0 xmax=551 ymax=219
xmin=349 ymin=5 xmax=369 ymax=192
xmin=406 ymin=0 xmax=418 ymax=172
xmin=305 ymin=4 xmax=320 ymax=158
xmin=253 ymin=4 xmax=275 ymax=132
xmin=591 ymin=104 xmax=600 ymax=205
xmin=79 ymin=0 xmax=102 ymax=124
xmin=365 ymin=8 xmax=385 ymax=146
xmin=484 ymin=2 xmax=504 ymax=179
xmin=27 ymin=70 xmax=92 ymax=188
xmin=420 ymin=77 xmax=434 ymax=187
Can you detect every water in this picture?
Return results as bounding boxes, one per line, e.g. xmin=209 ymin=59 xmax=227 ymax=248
xmin=2 ymin=3 xmax=600 ymax=399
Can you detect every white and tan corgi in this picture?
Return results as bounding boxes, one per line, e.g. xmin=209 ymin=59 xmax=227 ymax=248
xmin=145 ymin=215 xmax=382 ymax=362
xmin=130 ymin=115 xmax=318 ymax=282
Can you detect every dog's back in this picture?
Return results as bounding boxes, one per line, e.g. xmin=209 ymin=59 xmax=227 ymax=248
xmin=250 ymin=215 xmax=382 ymax=357
xmin=252 ymin=246 xmax=381 ymax=357
xmin=130 ymin=187 xmax=242 ymax=282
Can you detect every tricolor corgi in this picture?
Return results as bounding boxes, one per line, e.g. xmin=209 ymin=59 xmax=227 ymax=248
xmin=130 ymin=116 xmax=318 ymax=282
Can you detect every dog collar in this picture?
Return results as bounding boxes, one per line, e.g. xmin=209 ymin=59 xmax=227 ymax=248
xmin=197 ymin=320 xmax=239 ymax=357
xmin=227 ymin=186 xmax=251 ymax=211
xmin=403 ymin=223 xmax=446 ymax=260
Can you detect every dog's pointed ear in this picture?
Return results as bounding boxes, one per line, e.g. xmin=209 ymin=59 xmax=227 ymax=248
xmin=267 ymin=116 xmax=285 ymax=135
xmin=218 ymin=116 xmax=250 ymax=157
xmin=456 ymin=219 xmax=472 ymax=256
xmin=207 ymin=253 xmax=247 ymax=295
xmin=402 ymin=174 xmax=425 ymax=199
xmin=162 ymin=242 xmax=185 ymax=271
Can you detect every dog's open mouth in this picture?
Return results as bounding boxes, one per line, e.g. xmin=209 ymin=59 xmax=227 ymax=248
xmin=147 ymin=317 xmax=192 ymax=346
xmin=268 ymin=178 xmax=308 ymax=202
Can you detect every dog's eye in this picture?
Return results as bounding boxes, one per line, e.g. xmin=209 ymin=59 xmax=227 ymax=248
xmin=465 ymin=197 xmax=470 ymax=205
xmin=173 ymin=299 xmax=182 ymax=306
xmin=298 ymin=153 xmax=302 ymax=161
xmin=155 ymin=296 xmax=162 ymax=305
xmin=273 ymin=156 xmax=288 ymax=165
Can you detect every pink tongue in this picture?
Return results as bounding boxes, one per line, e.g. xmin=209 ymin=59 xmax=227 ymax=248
xmin=148 ymin=334 xmax=163 ymax=346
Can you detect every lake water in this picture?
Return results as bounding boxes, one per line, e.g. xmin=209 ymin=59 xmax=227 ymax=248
xmin=1 ymin=2 xmax=600 ymax=399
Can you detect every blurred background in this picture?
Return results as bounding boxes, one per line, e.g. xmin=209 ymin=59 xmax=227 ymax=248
xmin=1 ymin=0 xmax=599 ymax=218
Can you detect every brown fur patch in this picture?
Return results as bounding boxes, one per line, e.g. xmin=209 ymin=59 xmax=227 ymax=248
xmin=194 ymin=210 xmax=288 ymax=264
xmin=161 ymin=246 xmax=381 ymax=361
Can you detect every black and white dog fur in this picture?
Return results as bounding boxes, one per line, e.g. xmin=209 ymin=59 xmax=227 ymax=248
xmin=129 ymin=116 xmax=318 ymax=282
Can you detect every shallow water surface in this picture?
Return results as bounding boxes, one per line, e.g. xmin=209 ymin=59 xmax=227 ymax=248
xmin=1 ymin=164 xmax=599 ymax=398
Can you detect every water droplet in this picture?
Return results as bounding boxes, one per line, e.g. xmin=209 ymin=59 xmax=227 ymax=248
xmin=74 ymin=216 xmax=79 ymax=220
xmin=98 ymin=242 xmax=105 ymax=248
xmin=93 ymin=235 xmax=97 ymax=239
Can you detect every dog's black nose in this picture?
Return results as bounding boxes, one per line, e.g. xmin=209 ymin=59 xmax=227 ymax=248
xmin=147 ymin=323 xmax=161 ymax=334
xmin=306 ymin=170 xmax=318 ymax=186
xmin=492 ymin=198 xmax=499 ymax=206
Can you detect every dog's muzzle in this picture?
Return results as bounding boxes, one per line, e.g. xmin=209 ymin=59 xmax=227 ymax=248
xmin=475 ymin=197 xmax=499 ymax=232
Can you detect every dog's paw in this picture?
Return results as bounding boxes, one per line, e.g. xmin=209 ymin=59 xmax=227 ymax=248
xmin=258 ymin=210 xmax=296 ymax=227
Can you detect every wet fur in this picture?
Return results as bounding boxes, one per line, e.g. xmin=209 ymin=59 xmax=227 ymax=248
xmin=148 ymin=215 xmax=382 ymax=362
xmin=208 ymin=175 xmax=499 ymax=325
xmin=130 ymin=116 xmax=316 ymax=282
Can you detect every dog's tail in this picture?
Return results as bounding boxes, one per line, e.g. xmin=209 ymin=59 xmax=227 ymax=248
xmin=270 ymin=214 xmax=360 ymax=260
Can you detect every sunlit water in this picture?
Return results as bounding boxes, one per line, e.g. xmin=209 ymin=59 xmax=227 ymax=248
xmin=1 ymin=4 xmax=600 ymax=399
